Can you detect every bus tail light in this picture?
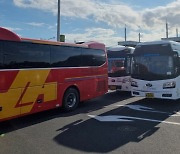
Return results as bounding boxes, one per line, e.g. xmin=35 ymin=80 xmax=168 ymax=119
xmin=163 ymin=81 xmax=176 ymax=89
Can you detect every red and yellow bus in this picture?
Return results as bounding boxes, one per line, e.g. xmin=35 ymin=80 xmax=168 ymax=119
xmin=0 ymin=27 xmax=108 ymax=122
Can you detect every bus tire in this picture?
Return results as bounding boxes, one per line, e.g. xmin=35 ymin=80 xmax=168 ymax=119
xmin=62 ymin=88 xmax=79 ymax=111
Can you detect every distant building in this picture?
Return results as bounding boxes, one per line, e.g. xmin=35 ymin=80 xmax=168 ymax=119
xmin=161 ymin=37 xmax=180 ymax=42
xmin=118 ymin=41 xmax=139 ymax=47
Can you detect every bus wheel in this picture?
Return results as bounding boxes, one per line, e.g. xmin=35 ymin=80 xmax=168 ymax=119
xmin=63 ymin=88 xmax=79 ymax=111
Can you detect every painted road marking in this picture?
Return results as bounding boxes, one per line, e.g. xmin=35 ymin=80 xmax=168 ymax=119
xmin=88 ymin=115 xmax=180 ymax=126
xmin=114 ymin=104 xmax=180 ymax=116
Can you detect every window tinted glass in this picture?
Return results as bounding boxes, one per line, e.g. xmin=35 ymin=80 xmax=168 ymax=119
xmin=82 ymin=48 xmax=106 ymax=66
xmin=0 ymin=42 xmax=3 ymax=68
xmin=51 ymin=46 xmax=82 ymax=67
xmin=3 ymin=41 xmax=50 ymax=69
xmin=134 ymin=44 xmax=172 ymax=55
xmin=1 ymin=41 xmax=106 ymax=69
xmin=107 ymin=49 xmax=131 ymax=58
xmin=132 ymin=55 xmax=175 ymax=80
xmin=92 ymin=49 xmax=106 ymax=66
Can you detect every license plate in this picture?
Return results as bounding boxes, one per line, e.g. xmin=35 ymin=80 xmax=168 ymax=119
xmin=146 ymin=93 xmax=154 ymax=98
xmin=109 ymin=85 xmax=116 ymax=90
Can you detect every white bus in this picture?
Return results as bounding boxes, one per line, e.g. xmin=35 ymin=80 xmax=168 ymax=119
xmin=131 ymin=41 xmax=180 ymax=99
xmin=107 ymin=45 xmax=134 ymax=91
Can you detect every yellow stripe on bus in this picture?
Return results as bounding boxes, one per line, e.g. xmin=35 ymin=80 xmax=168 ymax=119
xmin=0 ymin=70 xmax=57 ymax=120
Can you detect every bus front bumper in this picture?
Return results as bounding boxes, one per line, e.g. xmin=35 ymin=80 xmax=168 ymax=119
xmin=131 ymin=89 xmax=178 ymax=100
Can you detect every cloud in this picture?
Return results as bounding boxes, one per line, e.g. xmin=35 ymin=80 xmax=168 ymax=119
xmin=65 ymin=27 xmax=122 ymax=46
xmin=13 ymin=0 xmax=141 ymax=29
xmin=13 ymin=0 xmax=180 ymax=30
xmin=13 ymin=0 xmax=57 ymax=14
xmin=13 ymin=0 xmax=180 ymax=44
xmin=26 ymin=22 xmax=45 ymax=27
xmin=142 ymin=0 xmax=180 ymax=30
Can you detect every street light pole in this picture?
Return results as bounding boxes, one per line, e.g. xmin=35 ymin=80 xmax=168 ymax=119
xmin=166 ymin=19 xmax=168 ymax=39
xmin=57 ymin=0 xmax=60 ymax=41
xmin=125 ymin=24 xmax=127 ymax=46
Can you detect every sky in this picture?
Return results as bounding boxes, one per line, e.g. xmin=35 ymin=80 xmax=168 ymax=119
xmin=0 ymin=0 xmax=180 ymax=46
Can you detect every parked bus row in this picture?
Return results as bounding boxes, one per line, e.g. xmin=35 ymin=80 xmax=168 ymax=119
xmin=107 ymin=41 xmax=180 ymax=101
xmin=1 ymin=27 xmax=180 ymax=122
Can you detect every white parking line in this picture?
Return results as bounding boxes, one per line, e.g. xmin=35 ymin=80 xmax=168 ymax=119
xmin=88 ymin=115 xmax=180 ymax=126
xmin=115 ymin=104 xmax=180 ymax=116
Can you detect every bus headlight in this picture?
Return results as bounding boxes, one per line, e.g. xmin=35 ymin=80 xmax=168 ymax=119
xmin=131 ymin=81 xmax=138 ymax=87
xmin=163 ymin=81 xmax=176 ymax=89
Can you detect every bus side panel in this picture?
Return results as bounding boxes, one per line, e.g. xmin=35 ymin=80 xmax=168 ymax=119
xmin=91 ymin=66 xmax=108 ymax=99
xmin=0 ymin=69 xmax=58 ymax=121
xmin=0 ymin=71 xmax=19 ymax=91
xmin=47 ymin=68 xmax=107 ymax=104
xmin=0 ymin=71 xmax=22 ymax=122
xmin=0 ymin=88 xmax=22 ymax=122
xmin=47 ymin=69 xmax=95 ymax=103
xmin=21 ymin=83 xmax=57 ymax=115
xmin=18 ymin=69 xmax=58 ymax=116
xmin=80 ymin=66 xmax=108 ymax=100
xmin=44 ymin=69 xmax=84 ymax=107
xmin=0 ymin=66 xmax=108 ymax=121
xmin=95 ymin=76 xmax=108 ymax=97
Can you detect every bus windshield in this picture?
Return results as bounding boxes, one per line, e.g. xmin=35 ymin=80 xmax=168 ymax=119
xmin=108 ymin=58 xmax=125 ymax=73
xmin=132 ymin=55 xmax=175 ymax=80
xmin=107 ymin=48 xmax=133 ymax=77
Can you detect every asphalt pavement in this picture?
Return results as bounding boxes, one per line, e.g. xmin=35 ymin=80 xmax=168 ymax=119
xmin=0 ymin=91 xmax=180 ymax=154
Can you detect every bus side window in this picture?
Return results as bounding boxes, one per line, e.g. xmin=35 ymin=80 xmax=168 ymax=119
xmin=81 ymin=48 xmax=106 ymax=67
xmin=3 ymin=41 xmax=19 ymax=69
xmin=51 ymin=46 xmax=82 ymax=67
xmin=0 ymin=42 xmax=3 ymax=68
xmin=91 ymin=49 xmax=106 ymax=66
xmin=3 ymin=41 xmax=51 ymax=69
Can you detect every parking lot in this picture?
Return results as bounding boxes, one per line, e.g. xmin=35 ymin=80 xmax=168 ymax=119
xmin=0 ymin=91 xmax=180 ymax=154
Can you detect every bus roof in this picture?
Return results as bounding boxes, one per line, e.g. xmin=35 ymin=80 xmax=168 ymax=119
xmin=21 ymin=38 xmax=88 ymax=48
xmin=107 ymin=45 xmax=134 ymax=53
xmin=136 ymin=40 xmax=180 ymax=52
xmin=137 ymin=40 xmax=179 ymax=46
xmin=0 ymin=27 xmax=105 ymax=50
xmin=0 ymin=27 xmax=21 ymax=41
xmin=107 ymin=45 xmax=126 ymax=51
